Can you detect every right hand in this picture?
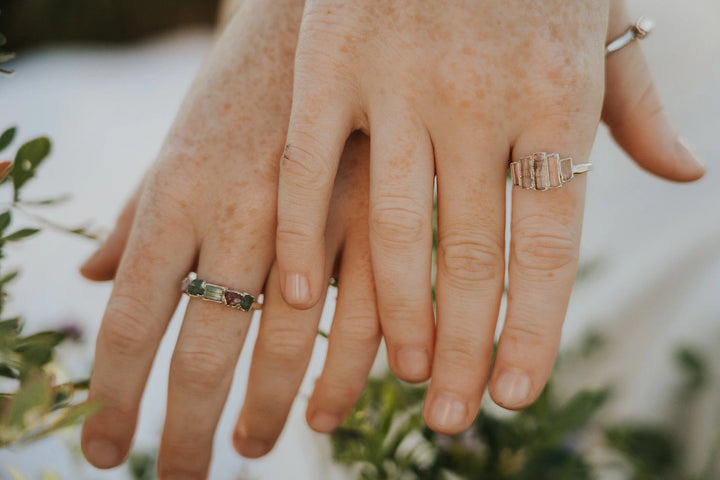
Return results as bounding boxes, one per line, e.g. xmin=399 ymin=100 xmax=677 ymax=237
xmin=79 ymin=1 xmax=380 ymax=477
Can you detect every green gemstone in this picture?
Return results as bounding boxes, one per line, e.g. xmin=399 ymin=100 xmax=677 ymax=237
xmin=239 ymin=295 xmax=254 ymax=312
xmin=187 ymin=278 xmax=206 ymax=296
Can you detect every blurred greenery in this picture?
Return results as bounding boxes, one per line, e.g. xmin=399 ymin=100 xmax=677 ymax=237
xmin=0 ymin=127 xmax=100 ymax=449
xmin=0 ymin=0 xmax=219 ymax=50
xmin=329 ymin=342 xmax=715 ymax=480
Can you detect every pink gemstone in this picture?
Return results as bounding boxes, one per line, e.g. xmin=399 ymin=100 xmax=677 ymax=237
xmin=224 ymin=290 xmax=244 ymax=307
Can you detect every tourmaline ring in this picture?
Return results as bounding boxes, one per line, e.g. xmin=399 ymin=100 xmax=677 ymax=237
xmin=509 ymin=153 xmax=592 ymax=191
xmin=181 ymin=273 xmax=262 ymax=312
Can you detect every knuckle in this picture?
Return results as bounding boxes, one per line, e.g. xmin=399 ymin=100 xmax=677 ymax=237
xmin=171 ymin=344 xmax=232 ymax=392
xmin=370 ymin=199 xmax=428 ymax=247
xmin=439 ymin=233 xmax=504 ymax=286
xmin=502 ymin=320 xmax=555 ymax=347
xmin=334 ymin=310 xmax=381 ymax=345
xmin=512 ymin=216 xmax=578 ymax=273
xmin=101 ymin=295 xmax=156 ymax=357
xmin=276 ymin=217 xmax=316 ymax=248
xmin=435 ymin=334 xmax=487 ymax=373
xmin=280 ymin=141 xmax=334 ymax=191
xmin=315 ymin=377 xmax=363 ymax=410
xmin=258 ymin=328 xmax=312 ymax=364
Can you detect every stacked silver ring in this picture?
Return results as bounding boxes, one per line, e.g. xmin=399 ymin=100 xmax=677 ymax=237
xmin=182 ymin=273 xmax=262 ymax=312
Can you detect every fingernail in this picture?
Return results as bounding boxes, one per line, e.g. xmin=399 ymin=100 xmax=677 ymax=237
xmin=309 ymin=411 xmax=341 ymax=432
xmin=678 ymin=137 xmax=706 ymax=170
xmin=396 ymin=347 xmax=430 ymax=381
xmin=493 ymin=369 xmax=531 ymax=408
xmin=428 ymin=394 xmax=467 ymax=431
xmin=85 ymin=438 xmax=121 ymax=468
xmin=238 ymin=438 xmax=269 ymax=458
xmin=285 ymin=273 xmax=310 ymax=304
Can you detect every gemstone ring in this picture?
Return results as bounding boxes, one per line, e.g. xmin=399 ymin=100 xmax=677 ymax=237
xmin=181 ymin=273 xmax=262 ymax=312
xmin=509 ymin=152 xmax=592 ymax=191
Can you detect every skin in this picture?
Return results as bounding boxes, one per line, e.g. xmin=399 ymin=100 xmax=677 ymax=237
xmin=80 ymin=0 xmax=705 ymax=477
xmin=275 ymin=0 xmax=705 ymax=436
xmin=80 ymin=1 xmax=380 ymax=478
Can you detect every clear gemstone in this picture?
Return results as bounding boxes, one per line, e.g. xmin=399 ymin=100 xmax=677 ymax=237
xmin=560 ymin=157 xmax=574 ymax=182
xmin=510 ymin=162 xmax=521 ymax=185
xmin=547 ymin=153 xmax=562 ymax=187
xmin=520 ymin=156 xmax=534 ymax=189
xmin=533 ymin=153 xmax=549 ymax=191
xmin=203 ymin=284 xmax=225 ymax=302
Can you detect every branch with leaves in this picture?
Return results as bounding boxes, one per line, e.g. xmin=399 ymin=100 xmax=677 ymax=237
xmin=0 ymin=127 xmax=100 ymax=449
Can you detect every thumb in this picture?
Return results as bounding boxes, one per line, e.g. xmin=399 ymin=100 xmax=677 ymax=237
xmin=602 ymin=9 xmax=706 ymax=182
xmin=80 ymin=188 xmax=140 ymax=282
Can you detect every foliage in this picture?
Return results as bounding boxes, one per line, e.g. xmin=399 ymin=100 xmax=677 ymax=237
xmin=329 ymin=342 xmax=716 ymax=480
xmin=0 ymin=127 xmax=99 ymax=449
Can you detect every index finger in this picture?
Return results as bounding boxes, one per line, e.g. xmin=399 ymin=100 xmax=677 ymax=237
xmin=81 ymin=185 xmax=197 ymax=468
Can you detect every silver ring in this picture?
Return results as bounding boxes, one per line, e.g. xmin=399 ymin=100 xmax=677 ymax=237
xmin=182 ymin=273 xmax=262 ymax=312
xmin=509 ymin=152 xmax=592 ymax=191
xmin=606 ymin=17 xmax=654 ymax=57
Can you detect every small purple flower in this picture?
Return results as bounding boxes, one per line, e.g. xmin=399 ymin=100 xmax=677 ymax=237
xmin=60 ymin=322 xmax=83 ymax=341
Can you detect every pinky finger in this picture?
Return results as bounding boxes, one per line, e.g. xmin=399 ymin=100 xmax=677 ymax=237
xmin=306 ymin=229 xmax=381 ymax=433
xmin=603 ymin=6 xmax=705 ymax=181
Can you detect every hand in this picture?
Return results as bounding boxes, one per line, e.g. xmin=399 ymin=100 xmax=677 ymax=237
xmin=79 ymin=2 xmax=379 ymax=476
xmin=275 ymin=0 xmax=705 ymax=435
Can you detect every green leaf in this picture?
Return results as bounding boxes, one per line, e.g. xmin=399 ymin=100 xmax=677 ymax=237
xmin=0 ymin=126 xmax=16 ymax=152
xmin=0 ymin=211 xmax=10 ymax=233
xmin=15 ymin=331 xmax=67 ymax=370
xmin=0 ymin=363 xmax=18 ymax=379
xmin=0 ymin=52 xmax=14 ymax=64
xmin=605 ymin=425 xmax=678 ymax=474
xmin=2 ymin=228 xmax=40 ymax=242
xmin=20 ymin=400 xmax=103 ymax=444
xmin=13 ymin=137 xmax=51 ymax=200
xmin=18 ymin=194 xmax=72 ymax=206
xmin=675 ymin=347 xmax=707 ymax=392
xmin=0 ymin=270 xmax=19 ymax=287
xmin=2 ymin=373 xmax=53 ymax=431
xmin=0 ymin=317 xmax=22 ymax=336
xmin=0 ymin=33 xmax=7 ymax=47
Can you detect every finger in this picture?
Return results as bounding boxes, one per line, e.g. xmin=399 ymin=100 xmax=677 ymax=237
xmin=306 ymin=222 xmax=381 ymax=433
xmin=276 ymin=35 xmax=357 ymax=309
xmin=80 ymin=188 xmax=141 ymax=281
xmin=233 ymin=262 xmax=330 ymax=458
xmin=81 ymin=184 xmax=197 ymax=468
xmin=489 ymin=118 xmax=595 ymax=410
xmin=603 ymin=4 xmax=705 ymax=181
xmin=423 ymin=131 xmax=508 ymax=434
xmin=158 ymin=227 xmax=274 ymax=479
xmin=369 ymin=104 xmax=436 ymax=383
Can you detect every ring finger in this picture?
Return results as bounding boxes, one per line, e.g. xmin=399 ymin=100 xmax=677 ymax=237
xmin=158 ymin=223 xmax=275 ymax=478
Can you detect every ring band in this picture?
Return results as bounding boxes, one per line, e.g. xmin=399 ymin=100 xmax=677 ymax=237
xmin=509 ymin=152 xmax=592 ymax=191
xmin=182 ymin=273 xmax=262 ymax=312
xmin=606 ymin=17 xmax=654 ymax=57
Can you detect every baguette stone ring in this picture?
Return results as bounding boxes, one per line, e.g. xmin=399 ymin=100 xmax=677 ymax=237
xmin=182 ymin=273 xmax=262 ymax=312
xmin=509 ymin=152 xmax=592 ymax=191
